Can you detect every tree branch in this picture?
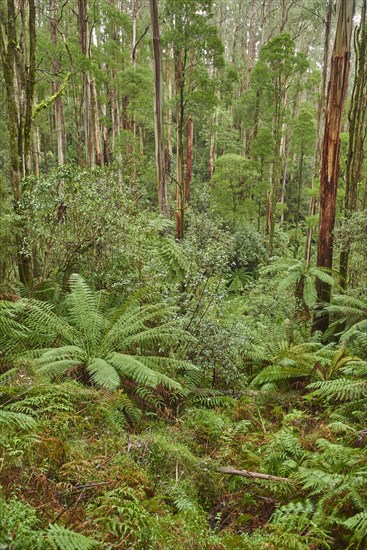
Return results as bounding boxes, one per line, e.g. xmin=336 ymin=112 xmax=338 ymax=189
xmin=216 ymin=466 xmax=292 ymax=483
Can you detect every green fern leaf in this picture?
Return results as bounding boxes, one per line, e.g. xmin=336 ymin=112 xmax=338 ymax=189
xmin=47 ymin=523 xmax=97 ymax=550
xmin=87 ymin=358 xmax=120 ymax=390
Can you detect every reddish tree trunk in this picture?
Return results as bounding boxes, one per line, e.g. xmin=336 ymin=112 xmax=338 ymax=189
xmin=314 ymin=0 xmax=354 ymax=333
xmin=305 ymin=0 xmax=333 ymax=266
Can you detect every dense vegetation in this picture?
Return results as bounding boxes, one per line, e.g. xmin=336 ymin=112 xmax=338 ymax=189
xmin=1 ymin=0 xmax=367 ymax=548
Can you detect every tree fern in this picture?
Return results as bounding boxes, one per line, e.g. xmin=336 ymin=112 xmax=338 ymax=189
xmin=324 ymin=294 xmax=367 ymax=341
xmin=18 ymin=275 xmax=197 ymax=396
xmin=252 ymin=344 xmax=362 ymax=387
xmin=227 ymin=267 xmax=252 ymax=294
xmin=0 ymin=300 xmax=25 ymax=356
xmin=156 ymin=237 xmax=190 ymax=276
xmin=306 ymin=352 xmax=367 ymax=410
xmin=307 ymin=378 xmax=367 ymax=402
xmin=261 ymin=259 xmax=334 ymax=309
xmin=250 ymin=340 xmax=322 ymax=386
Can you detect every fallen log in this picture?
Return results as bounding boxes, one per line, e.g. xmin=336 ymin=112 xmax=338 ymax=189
xmin=216 ymin=466 xmax=291 ymax=483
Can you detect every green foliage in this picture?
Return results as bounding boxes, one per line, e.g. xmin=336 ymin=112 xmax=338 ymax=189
xmin=211 ymin=154 xmax=260 ymax=224
xmin=46 ymin=524 xmax=97 ymax=550
xmin=261 ymin=258 xmax=335 ymax=309
xmin=86 ymin=487 xmax=156 ymax=548
xmin=249 ymin=338 xmax=321 ymax=386
xmin=324 ymin=293 xmax=367 ymax=343
xmin=0 ymin=493 xmax=45 ymax=549
xmin=1 ymin=5 xmax=366 ymax=549
xmin=0 ymin=300 xmax=24 ymax=356
xmin=227 ymin=267 xmax=252 ymax=293
xmin=19 ymin=274 xmax=196 ymax=393
xmin=251 ymin=342 xmax=363 ymax=388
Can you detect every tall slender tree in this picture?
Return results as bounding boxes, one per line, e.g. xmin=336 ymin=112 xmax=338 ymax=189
xmin=0 ymin=0 xmax=36 ymax=285
xmin=50 ymin=0 xmax=65 ymax=166
xmin=305 ymin=0 xmax=333 ymax=266
xmin=339 ymin=0 xmax=367 ymax=288
xmin=150 ymin=0 xmax=168 ymax=216
xmin=314 ymin=0 xmax=354 ymax=333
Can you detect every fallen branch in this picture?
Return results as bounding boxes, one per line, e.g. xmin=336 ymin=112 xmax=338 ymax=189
xmin=216 ymin=466 xmax=291 ymax=483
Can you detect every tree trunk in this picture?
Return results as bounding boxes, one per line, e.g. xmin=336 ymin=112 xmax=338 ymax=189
xmin=268 ymin=74 xmax=283 ymax=252
xmin=78 ymin=0 xmax=95 ymax=167
xmin=0 ymin=0 xmax=36 ymax=287
xmin=209 ymin=107 xmax=218 ymax=179
xmin=339 ymin=0 xmax=367 ymax=288
xmin=91 ymin=78 xmax=103 ymax=167
xmin=150 ymin=0 xmax=168 ymax=216
xmin=101 ymin=102 xmax=110 ymax=165
xmin=305 ymin=0 xmax=333 ymax=266
xmin=279 ymin=121 xmax=289 ymax=227
xmin=313 ymin=0 xmax=354 ymax=333
xmin=166 ymin=48 xmax=173 ymax=174
xmin=23 ymin=0 xmax=36 ymax=176
xmin=246 ymin=0 xmax=256 ymax=89
xmin=185 ymin=113 xmax=193 ymax=203
xmin=185 ymin=50 xmax=195 ymax=204
xmin=50 ymin=0 xmax=65 ymax=166
xmin=33 ymin=124 xmax=40 ymax=176
xmin=175 ymin=48 xmax=185 ymax=240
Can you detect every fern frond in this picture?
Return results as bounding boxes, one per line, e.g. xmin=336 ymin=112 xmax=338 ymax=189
xmin=303 ymin=276 xmax=317 ymax=308
xmin=36 ymin=345 xmax=85 ymax=364
xmin=46 ymin=523 xmax=97 ymax=550
xmin=101 ymin=303 xmax=171 ymax=351
xmin=66 ymin=274 xmax=105 ymax=347
xmin=157 ymin=237 xmax=190 ymax=275
xmin=110 ymin=353 xmax=182 ymax=390
xmin=36 ymin=359 xmax=81 ymax=379
xmin=137 ymin=356 xmax=200 ymax=386
xmin=307 ymin=378 xmax=367 ymax=402
xmin=87 ymin=358 xmax=120 ymax=390
xmin=116 ymin=392 xmax=142 ymax=423
xmin=189 ymin=388 xmax=227 ymax=408
xmin=0 ymin=409 xmax=37 ymax=430
xmin=0 ymin=368 xmax=18 ymax=384
xmin=252 ymin=365 xmax=312 ymax=386
xmin=278 ymin=272 xmax=300 ymax=293
xmin=343 ymin=512 xmax=367 ymax=538
xmin=312 ymin=269 xmax=335 ymax=287
xmin=121 ymin=325 xmax=193 ymax=350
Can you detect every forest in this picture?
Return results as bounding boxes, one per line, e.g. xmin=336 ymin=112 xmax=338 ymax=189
xmin=1 ymin=0 xmax=367 ymax=547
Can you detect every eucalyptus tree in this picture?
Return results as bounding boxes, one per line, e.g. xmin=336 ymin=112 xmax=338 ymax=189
xmin=163 ymin=0 xmax=223 ymax=240
xmin=339 ymin=0 xmax=367 ymax=288
xmin=289 ymin=106 xmax=316 ymax=242
xmin=150 ymin=0 xmax=168 ymax=216
xmin=259 ymin=33 xmax=308 ymax=251
xmin=314 ymin=0 xmax=354 ymax=333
